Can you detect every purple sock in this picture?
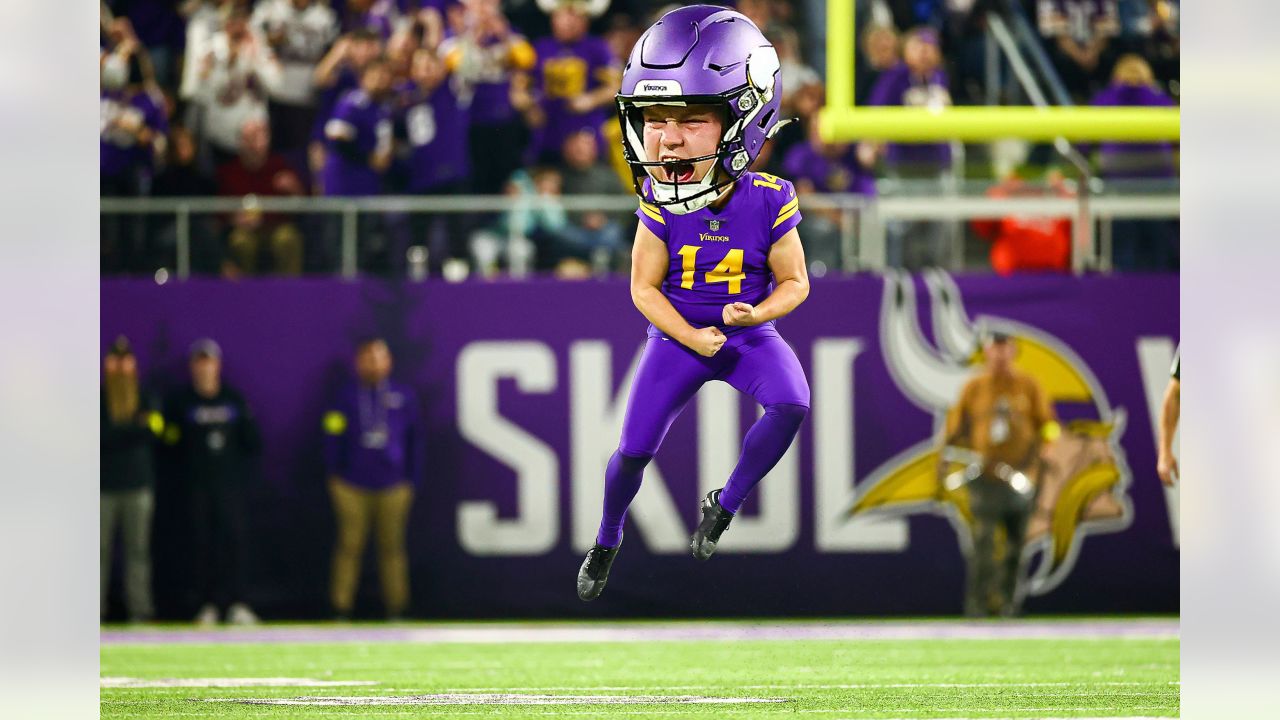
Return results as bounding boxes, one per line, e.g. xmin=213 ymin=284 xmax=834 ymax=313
xmin=595 ymin=449 xmax=653 ymax=548
xmin=718 ymin=403 xmax=808 ymax=514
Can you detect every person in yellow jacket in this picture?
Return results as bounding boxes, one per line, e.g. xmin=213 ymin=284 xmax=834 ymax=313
xmin=939 ymin=332 xmax=1060 ymax=617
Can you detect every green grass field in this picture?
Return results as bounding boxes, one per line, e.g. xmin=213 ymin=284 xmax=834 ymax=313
xmin=101 ymin=620 xmax=1179 ymax=719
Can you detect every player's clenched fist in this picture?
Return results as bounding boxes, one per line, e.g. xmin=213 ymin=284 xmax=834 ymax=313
xmin=685 ymin=327 xmax=726 ymax=357
xmin=723 ymin=301 xmax=758 ymax=327
xmin=1156 ymin=448 xmax=1178 ymax=487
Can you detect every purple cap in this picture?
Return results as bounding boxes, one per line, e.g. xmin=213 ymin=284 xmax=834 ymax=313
xmin=190 ymin=338 xmax=222 ymax=360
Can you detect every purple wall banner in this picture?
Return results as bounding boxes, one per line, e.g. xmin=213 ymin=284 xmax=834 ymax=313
xmin=101 ymin=272 xmax=1179 ymax=618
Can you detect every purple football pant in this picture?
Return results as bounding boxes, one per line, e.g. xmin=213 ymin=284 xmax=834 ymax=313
xmin=595 ymin=325 xmax=809 ymax=548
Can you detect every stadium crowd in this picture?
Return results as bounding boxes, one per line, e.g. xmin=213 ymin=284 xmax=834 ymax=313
xmin=100 ymin=0 xmax=1179 ymax=277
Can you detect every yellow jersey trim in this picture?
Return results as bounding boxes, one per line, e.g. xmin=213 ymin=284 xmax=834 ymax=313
xmin=773 ymin=201 xmax=800 ymax=229
xmin=639 ymin=202 xmax=665 ymax=224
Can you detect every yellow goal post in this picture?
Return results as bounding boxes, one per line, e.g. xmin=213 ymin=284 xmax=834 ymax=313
xmin=817 ymin=0 xmax=1180 ymax=143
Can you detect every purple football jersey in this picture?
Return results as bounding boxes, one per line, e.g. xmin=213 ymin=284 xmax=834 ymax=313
xmin=322 ymin=88 xmax=392 ymax=196
xmin=441 ymin=34 xmax=532 ymax=126
xmin=531 ymin=35 xmax=615 ymax=157
xmin=401 ymin=79 xmax=470 ymax=191
xmin=635 ymin=171 xmax=803 ymax=337
xmin=311 ymin=67 xmax=359 ymax=143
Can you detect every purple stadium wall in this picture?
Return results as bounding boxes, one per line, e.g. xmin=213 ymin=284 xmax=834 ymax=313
xmin=101 ymin=273 xmax=1179 ymax=618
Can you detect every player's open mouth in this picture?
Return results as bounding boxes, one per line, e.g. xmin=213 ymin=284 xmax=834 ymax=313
xmin=662 ymin=161 xmax=696 ymax=183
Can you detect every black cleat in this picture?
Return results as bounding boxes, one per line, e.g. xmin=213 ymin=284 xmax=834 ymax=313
xmin=577 ymin=538 xmax=622 ymax=601
xmin=691 ymin=489 xmax=734 ymax=561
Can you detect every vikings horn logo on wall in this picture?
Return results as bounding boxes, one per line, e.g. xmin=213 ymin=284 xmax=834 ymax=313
xmin=847 ymin=270 xmax=1134 ymax=595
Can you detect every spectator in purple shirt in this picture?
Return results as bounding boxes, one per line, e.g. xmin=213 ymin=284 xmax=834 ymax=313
xmin=318 ymin=57 xmax=395 ymax=272
xmin=322 ymin=337 xmax=423 ymax=621
xmin=864 ymin=26 xmax=953 ymax=174
xmin=323 ymin=58 xmax=395 ymax=196
xmin=1090 ymin=54 xmax=1178 ymax=271
xmin=524 ymin=3 xmax=620 ymax=166
xmin=401 ymin=50 xmax=469 ymax=194
xmin=863 ymin=27 xmax=955 ymax=270
xmin=399 ymin=47 xmax=473 ymax=272
xmin=1090 ymin=54 xmax=1176 ymax=180
xmin=311 ymin=29 xmax=385 ymax=193
xmin=441 ymin=1 xmax=537 ymax=193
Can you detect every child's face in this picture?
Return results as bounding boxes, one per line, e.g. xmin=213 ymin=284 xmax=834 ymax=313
xmin=641 ymin=104 xmax=723 ymax=184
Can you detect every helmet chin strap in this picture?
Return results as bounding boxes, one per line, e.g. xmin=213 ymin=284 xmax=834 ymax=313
xmin=707 ymin=170 xmax=735 ymax=206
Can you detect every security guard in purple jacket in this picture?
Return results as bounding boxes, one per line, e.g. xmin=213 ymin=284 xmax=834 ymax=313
xmin=322 ymin=337 xmax=423 ymax=620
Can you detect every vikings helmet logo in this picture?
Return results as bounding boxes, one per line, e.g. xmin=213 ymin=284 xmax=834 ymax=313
xmin=848 ymin=270 xmax=1133 ymax=595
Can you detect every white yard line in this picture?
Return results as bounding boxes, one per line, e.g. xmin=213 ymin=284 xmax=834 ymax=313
xmin=203 ymin=693 xmax=789 ymax=706
xmin=428 ymin=681 xmax=1178 ymax=692
xmin=100 ymin=677 xmax=378 ymax=688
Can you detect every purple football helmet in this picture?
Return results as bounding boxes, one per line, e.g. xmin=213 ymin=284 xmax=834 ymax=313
xmin=616 ymin=5 xmax=786 ymax=214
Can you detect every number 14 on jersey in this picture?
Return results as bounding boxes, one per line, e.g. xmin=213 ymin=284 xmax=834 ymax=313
xmin=678 ymin=246 xmax=745 ymax=294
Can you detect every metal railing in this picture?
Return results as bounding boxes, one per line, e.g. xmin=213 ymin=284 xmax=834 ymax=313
xmin=101 ymin=188 xmax=1179 ymax=279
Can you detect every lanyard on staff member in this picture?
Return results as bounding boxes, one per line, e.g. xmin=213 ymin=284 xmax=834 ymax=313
xmin=358 ymin=381 xmax=390 ymax=449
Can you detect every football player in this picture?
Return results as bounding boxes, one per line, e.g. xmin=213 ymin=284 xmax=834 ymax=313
xmin=578 ymin=6 xmax=809 ymax=601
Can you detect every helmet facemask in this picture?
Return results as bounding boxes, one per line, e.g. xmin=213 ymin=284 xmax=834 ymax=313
xmin=616 ymin=46 xmax=783 ymax=215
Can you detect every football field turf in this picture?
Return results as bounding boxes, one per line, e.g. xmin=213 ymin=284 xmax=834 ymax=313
xmin=101 ymin=619 xmax=1178 ymax=719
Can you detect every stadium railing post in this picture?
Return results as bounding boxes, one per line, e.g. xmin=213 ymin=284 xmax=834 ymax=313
xmin=341 ymin=205 xmax=358 ymax=279
xmin=176 ymin=203 xmax=190 ymax=280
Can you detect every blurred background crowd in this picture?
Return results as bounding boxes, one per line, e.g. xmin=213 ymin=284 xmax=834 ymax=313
xmin=100 ymin=0 xmax=1179 ymax=278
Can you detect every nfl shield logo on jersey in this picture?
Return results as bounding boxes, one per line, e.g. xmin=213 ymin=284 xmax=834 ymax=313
xmin=707 ymin=219 xmax=721 ymax=231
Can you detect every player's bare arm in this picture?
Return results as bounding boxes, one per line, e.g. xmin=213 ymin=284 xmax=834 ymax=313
xmin=1157 ymin=377 xmax=1179 ymax=486
xmin=722 ymin=228 xmax=809 ymax=327
xmin=630 ymin=223 xmax=725 ymax=357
